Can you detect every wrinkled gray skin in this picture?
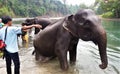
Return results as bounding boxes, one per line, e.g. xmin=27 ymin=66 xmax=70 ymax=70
xmin=33 ymin=9 xmax=107 ymax=70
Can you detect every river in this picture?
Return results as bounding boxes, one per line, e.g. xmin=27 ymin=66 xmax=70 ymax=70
xmin=0 ymin=18 xmax=120 ymax=74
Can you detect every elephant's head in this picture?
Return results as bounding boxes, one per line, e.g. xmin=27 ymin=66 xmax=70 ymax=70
xmin=23 ymin=18 xmax=51 ymax=29
xmin=23 ymin=18 xmax=37 ymax=26
xmin=64 ymin=9 xmax=108 ymax=69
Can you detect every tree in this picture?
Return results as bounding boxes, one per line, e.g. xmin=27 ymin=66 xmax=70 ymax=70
xmin=0 ymin=0 xmax=85 ymax=17
xmin=96 ymin=0 xmax=120 ymax=18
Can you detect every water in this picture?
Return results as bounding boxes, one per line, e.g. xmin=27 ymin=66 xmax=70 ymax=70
xmin=0 ymin=19 xmax=120 ymax=74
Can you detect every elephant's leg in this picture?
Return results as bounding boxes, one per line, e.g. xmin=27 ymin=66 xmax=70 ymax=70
xmin=35 ymin=49 xmax=39 ymax=61
xmin=55 ymin=35 xmax=71 ymax=70
xmin=69 ymin=48 xmax=77 ymax=65
xmin=69 ymin=39 xmax=79 ymax=64
xmin=39 ymin=55 xmax=49 ymax=62
xmin=55 ymin=49 xmax=68 ymax=70
xmin=34 ymin=46 xmax=40 ymax=61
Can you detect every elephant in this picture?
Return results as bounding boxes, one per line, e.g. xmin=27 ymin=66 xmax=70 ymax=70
xmin=23 ymin=18 xmax=52 ymax=34
xmin=21 ymin=18 xmax=53 ymax=42
xmin=33 ymin=9 xmax=108 ymax=70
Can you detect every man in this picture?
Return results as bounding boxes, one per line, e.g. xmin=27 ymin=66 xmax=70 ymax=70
xmin=0 ymin=16 xmax=42 ymax=74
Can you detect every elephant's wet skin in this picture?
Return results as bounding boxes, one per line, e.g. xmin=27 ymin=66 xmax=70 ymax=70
xmin=33 ymin=9 xmax=108 ymax=70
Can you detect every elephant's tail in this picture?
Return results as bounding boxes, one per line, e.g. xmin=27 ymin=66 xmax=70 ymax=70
xmin=32 ymin=50 xmax=35 ymax=55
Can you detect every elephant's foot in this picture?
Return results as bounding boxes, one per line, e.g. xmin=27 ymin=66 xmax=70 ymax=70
xmin=35 ymin=55 xmax=39 ymax=61
xmin=99 ymin=63 xmax=107 ymax=69
xmin=70 ymin=61 xmax=76 ymax=65
xmin=69 ymin=49 xmax=77 ymax=66
xmin=60 ymin=63 xmax=69 ymax=70
xmin=39 ymin=56 xmax=55 ymax=63
xmin=39 ymin=57 xmax=50 ymax=63
xmin=70 ymin=57 xmax=76 ymax=65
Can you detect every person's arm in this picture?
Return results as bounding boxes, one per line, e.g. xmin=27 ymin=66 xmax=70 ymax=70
xmin=22 ymin=24 xmax=42 ymax=30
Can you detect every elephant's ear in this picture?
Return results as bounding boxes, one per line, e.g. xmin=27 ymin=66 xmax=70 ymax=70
xmin=67 ymin=15 xmax=74 ymax=21
xmin=64 ymin=15 xmax=74 ymax=27
xmin=64 ymin=15 xmax=74 ymax=26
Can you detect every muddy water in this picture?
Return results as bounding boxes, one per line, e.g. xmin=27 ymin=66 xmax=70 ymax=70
xmin=0 ymin=19 xmax=120 ymax=74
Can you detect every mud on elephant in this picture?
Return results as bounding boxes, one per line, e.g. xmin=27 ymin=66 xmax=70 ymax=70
xmin=33 ymin=9 xmax=108 ymax=70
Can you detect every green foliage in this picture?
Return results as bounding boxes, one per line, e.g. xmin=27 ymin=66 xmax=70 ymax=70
xmin=79 ymin=4 xmax=89 ymax=9
xmin=0 ymin=6 xmax=14 ymax=17
xmin=0 ymin=0 xmax=93 ymax=17
xmin=67 ymin=5 xmax=80 ymax=14
xmin=96 ymin=0 xmax=120 ymax=18
xmin=101 ymin=11 xmax=114 ymax=18
xmin=68 ymin=4 xmax=94 ymax=14
xmin=0 ymin=0 xmax=72 ymax=17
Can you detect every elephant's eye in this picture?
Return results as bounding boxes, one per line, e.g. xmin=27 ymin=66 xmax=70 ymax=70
xmin=84 ymin=20 xmax=90 ymax=24
xmin=79 ymin=23 xmax=84 ymax=25
xmin=85 ymin=22 xmax=89 ymax=25
xmin=83 ymin=20 xmax=91 ymax=28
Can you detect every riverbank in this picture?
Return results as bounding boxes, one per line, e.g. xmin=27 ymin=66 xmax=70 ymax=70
xmin=102 ymin=18 xmax=120 ymax=21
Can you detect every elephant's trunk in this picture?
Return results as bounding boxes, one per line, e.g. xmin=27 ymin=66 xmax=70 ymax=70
xmin=97 ymin=29 xmax=108 ymax=69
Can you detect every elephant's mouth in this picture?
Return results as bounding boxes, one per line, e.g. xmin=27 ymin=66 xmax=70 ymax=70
xmin=80 ymin=35 xmax=91 ymax=41
xmin=78 ymin=33 xmax=92 ymax=41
